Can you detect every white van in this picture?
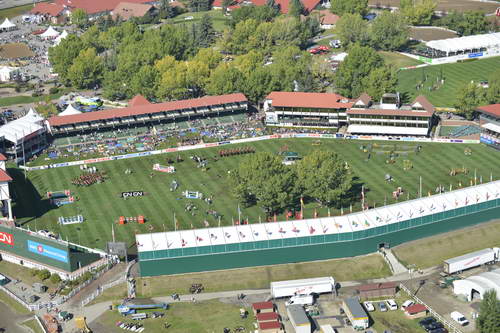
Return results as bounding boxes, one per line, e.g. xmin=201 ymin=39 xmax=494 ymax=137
xmin=451 ymin=311 xmax=469 ymax=326
xmin=285 ymin=294 xmax=314 ymax=306
xmin=386 ymin=299 xmax=398 ymax=310
xmin=401 ymin=300 xmax=414 ymax=310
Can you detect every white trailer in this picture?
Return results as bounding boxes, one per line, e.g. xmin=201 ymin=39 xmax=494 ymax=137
xmin=271 ymin=276 xmax=335 ymax=298
xmin=444 ymin=248 xmax=500 ymax=274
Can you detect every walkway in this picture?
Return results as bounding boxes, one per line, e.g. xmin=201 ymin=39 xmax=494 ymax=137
xmin=381 ymin=248 xmax=409 ymax=275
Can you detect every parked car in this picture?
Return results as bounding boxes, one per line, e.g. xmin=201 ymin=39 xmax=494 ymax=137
xmin=386 ymin=299 xmax=398 ymax=310
xmin=428 ymin=328 xmax=448 ymax=333
xmin=363 ymin=301 xmax=375 ymax=312
xmin=401 ymin=300 xmax=414 ymax=310
xmin=419 ymin=317 xmax=436 ymax=327
xmin=424 ymin=322 xmax=444 ymax=332
xmin=378 ymin=302 xmax=388 ymax=312
xmin=451 ymin=311 xmax=469 ymax=326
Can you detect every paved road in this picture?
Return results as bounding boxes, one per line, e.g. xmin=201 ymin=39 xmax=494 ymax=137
xmin=0 ymin=301 xmax=32 ymax=333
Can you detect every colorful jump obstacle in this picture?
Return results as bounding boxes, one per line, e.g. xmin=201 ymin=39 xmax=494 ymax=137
xmin=153 ymin=164 xmax=175 ymax=173
xmin=58 ymin=215 xmax=84 ymax=225
xmin=47 ymin=190 xmax=75 ymax=207
xmin=118 ymin=215 xmax=145 ymax=225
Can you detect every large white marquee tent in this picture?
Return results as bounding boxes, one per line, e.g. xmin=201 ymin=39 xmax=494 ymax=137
xmin=426 ymin=32 xmax=500 ymax=54
xmin=453 ymin=268 xmax=500 ymax=301
xmin=0 ymin=109 xmax=44 ymax=144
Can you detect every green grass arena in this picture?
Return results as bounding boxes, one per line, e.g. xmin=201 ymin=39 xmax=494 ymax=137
xmin=12 ymin=138 xmax=500 ymax=252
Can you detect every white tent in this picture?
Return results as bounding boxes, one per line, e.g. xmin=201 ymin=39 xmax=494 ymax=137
xmin=41 ymin=26 xmax=60 ymax=39
xmin=426 ymin=32 xmax=500 ymax=54
xmin=59 ymin=104 xmax=81 ymax=116
xmin=54 ymin=30 xmax=68 ymax=45
xmin=0 ymin=108 xmax=44 ymax=144
xmin=0 ymin=66 xmax=19 ymax=82
xmin=0 ymin=18 xmax=16 ymax=31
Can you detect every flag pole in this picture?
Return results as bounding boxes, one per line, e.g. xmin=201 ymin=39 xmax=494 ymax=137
xmin=218 ymin=215 xmax=221 ymax=228
xmin=419 ymin=176 xmax=422 ymax=198
xmin=174 ymin=212 xmax=176 ymax=231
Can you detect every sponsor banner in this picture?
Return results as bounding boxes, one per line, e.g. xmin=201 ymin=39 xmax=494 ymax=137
xmin=0 ymin=231 xmax=14 ymax=246
xmin=307 ymin=133 xmax=321 ymax=137
xmin=294 ymin=134 xmax=309 ymax=138
xmin=269 ymin=134 xmax=281 ymax=139
xmin=335 ymin=134 xmax=344 ymax=138
xmin=218 ymin=141 xmax=231 ymax=145
xmin=27 ymin=240 xmax=68 ymax=263
xmin=163 ymin=148 xmax=178 ymax=153
xmin=360 ymin=136 xmax=372 ymax=139
xmin=468 ymin=52 xmax=483 ymax=59
xmin=451 ymin=139 xmax=463 ymax=143
xmin=121 ymin=191 xmax=145 ymax=198
xmin=52 ymin=162 xmax=69 ymax=168
xmin=204 ymin=143 xmax=218 ymax=147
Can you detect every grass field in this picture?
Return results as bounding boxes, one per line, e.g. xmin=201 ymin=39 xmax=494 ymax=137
xmin=0 ymin=261 xmax=58 ymax=291
xmin=21 ymin=318 xmax=44 ymax=333
xmin=397 ymin=56 xmax=500 ymax=107
xmin=169 ymin=10 xmax=230 ymax=32
xmin=369 ymin=294 xmax=426 ymax=333
xmin=0 ymin=4 xmax=34 ymax=20
xmin=13 ymin=138 xmax=500 ymax=250
xmin=0 ymin=289 xmax=31 ymax=315
xmin=439 ymin=126 xmax=459 ymax=137
xmin=379 ymin=51 xmax=422 ymax=68
xmin=93 ymin=300 xmax=255 ymax=333
xmin=137 ymin=253 xmax=390 ymax=297
xmin=393 ymin=218 xmax=500 ymax=269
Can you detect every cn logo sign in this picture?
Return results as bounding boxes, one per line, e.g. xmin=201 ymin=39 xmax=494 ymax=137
xmin=0 ymin=231 xmax=14 ymax=246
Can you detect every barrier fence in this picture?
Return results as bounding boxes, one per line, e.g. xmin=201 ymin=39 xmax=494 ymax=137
xmin=399 ymin=283 xmax=463 ymax=333
xmin=21 ymin=133 xmax=481 ymax=172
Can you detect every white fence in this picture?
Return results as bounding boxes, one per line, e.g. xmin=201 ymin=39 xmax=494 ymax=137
xmin=80 ymin=275 xmax=126 ymax=307
xmin=21 ymin=133 xmax=480 ymax=172
xmin=399 ymin=283 xmax=463 ymax=333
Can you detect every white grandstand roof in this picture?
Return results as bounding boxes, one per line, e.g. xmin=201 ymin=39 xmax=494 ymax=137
xmin=136 ymin=180 xmax=500 ymax=253
xmin=482 ymin=122 xmax=500 ymax=134
xmin=426 ymin=32 xmax=500 ymax=53
xmin=0 ymin=108 xmax=44 ymax=143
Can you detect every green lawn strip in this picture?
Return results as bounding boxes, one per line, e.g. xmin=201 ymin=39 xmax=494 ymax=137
xmin=0 ymin=4 xmax=35 ymax=19
xmin=379 ymin=51 xmax=422 ymax=68
xmin=170 ymin=10 xmax=229 ymax=32
xmin=439 ymin=126 xmax=459 ymax=137
xmin=137 ymin=254 xmax=390 ymax=297
xmin=0 ymin=260 xmax=57 ymax=291
xmin=95 ymin=300 xmax=254 ymax=333
xmin=368 ymin=294 xmax=426 ymax=333
xmin=15 ymin=139 xmax=500 ymax=249
xmin=393 ymin=219 xmax=500 ymax=269
xmin=0 ymin=289 xmax=31 ymax=315
xmin=0 ymin=91 xmax=65 ymax=107
xmin=397 ymin=56 xmax=500 ymax=106
xmin=21 ymin=318 xmax=45 ymax=333
xmin=87 ymin=283 xmax=128 ymax=306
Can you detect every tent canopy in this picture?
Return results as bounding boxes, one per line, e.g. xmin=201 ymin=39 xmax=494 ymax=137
xmin=0 ymin=108 xmax=44 ymax=143
xmin=0 ymin=18 xmax=16 ymax=30
xmin=426 ymin=32 xmax=500 ymax=53
xmin=41 ymin=26 xmax=59 ymax=38
xmin=59 ymin=104 xmax=82 ymax=116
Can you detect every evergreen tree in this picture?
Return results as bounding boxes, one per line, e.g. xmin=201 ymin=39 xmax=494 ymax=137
xmin=196 ymin=14 xmax=215 ymax=48
xmin=289 ymin=0 xmax=304 ymax=17
xmin=477 ymin=290 xmax=500 ymax=333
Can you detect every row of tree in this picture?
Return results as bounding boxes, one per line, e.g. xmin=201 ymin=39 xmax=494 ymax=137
xmin=230 ymin=151 xmax=356 ymax=214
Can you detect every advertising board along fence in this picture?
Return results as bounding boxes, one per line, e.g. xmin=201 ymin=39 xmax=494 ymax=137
xmin=20 ymin=133 xmax=480 ymax=172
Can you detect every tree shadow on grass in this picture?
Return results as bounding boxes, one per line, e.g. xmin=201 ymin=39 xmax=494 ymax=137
xmin=8 ymin=167 xmax=54 ymax=223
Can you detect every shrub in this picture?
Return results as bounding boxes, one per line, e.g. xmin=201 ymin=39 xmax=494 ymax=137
xmin=37 ymin=269 xmax=51 ymax=281
xmin=49 ymin=87 xmax=59 ymax=94
xmin=50 ymin=273 xmax=62 ymax=284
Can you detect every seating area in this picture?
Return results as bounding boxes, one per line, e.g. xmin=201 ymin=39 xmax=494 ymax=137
xmin=447 ymin=125 xmax=481 ymax=138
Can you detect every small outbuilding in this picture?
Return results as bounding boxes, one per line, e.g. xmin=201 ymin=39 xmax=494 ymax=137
xmin=258 ymin=320 xmax=282 ymax=333
xmin=343 ymin=297 xmax=369 ymax=330
xmin=256 ymin=311 xmax=280 ymax=323
xmin=0 ymin=18 xmax=16 ymax=32
xmin=404 ymin=304 xmax=428 ymax=318
xmin=287 ymin=304 xmax=311 ymax=333
xmin=252 ymin=301 xmax=275 ymax=315
xmin=356 ymin=282 xmax=398 ymax=299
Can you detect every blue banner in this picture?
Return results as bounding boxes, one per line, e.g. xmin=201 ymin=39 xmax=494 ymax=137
xmin=468 ymin=52 xmax=483 ymax=58
xmin=27 ymin=240 xmax=69 ymax=263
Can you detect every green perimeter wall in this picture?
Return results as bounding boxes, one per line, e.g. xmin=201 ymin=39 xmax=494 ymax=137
xmin=0 ymin=225 xmax=100 ymax=272
xmin=139 ymin=200 xmax=500 ymax=276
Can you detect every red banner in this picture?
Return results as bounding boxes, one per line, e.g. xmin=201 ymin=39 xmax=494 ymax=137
xmin=0 ymin=231 xmax=14 ymax=246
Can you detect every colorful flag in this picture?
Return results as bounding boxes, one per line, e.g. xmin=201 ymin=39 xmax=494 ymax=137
xmin=328 ymin=207 xmax=331 ymax=217
xmin=314 ymin=209 xmax=318 ymax=218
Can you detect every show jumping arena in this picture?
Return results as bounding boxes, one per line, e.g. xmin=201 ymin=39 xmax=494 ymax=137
xmin=137 ymin=181 xmax=500 ymax=276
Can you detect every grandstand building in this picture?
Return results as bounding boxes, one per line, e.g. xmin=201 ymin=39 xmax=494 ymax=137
xmin=47 ymin=93 xmax=249 ymax=136
xmin=263 ymin=92 xmax=352 ymax=129
xmin=0 ymin=109 xmax=47 ymax=162
xmin=477 ymin=104 xmax=500 ymax=150
xmin=137 ymin=181 xmax=500 ymax=277
xmin=346 ymin=93 xmax=435 ymax=136
xmin=411 ymin=32 xmax=500 ymax=65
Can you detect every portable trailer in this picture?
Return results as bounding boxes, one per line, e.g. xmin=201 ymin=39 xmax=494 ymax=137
xmin=444 ymin=248 xmax=500 ymax=275
xmin=271 ymin=277 xmax=335 ymax=298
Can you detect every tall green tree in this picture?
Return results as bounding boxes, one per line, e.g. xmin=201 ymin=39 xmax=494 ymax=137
xmin=48 ymin=35 xmax=86 ymax=85
xmin=455 ymin=82 xmax=486 ymax=120
xmin=188 ymin=0 xmax=211 ymax=12
xmin=296 ymin=151 xmax=354 ymax=207
xmin=130 ymin=65 xmax=159 ymax=100
xmin=477 ymin=290 xmax=500 ymax=333
xmin=330 ymin=0 xmax=368 ymax=16
xmin=459 ymin=11 xmax=490 ymax=36
xmin=71 ymin=8 xmax=89 ymax=29
xmin=67 ymin=48 xmax=103 ymax=89
xmin=288 ymin=0 xmax=304 ymax=17
xmin=486 ymin=69 xmax=500 ymax=104
xmin=159 ymin=0 xmax=176 ymax=19
xmin=230 ymin=153 xmax=298 ymax=214
xmin=335 ymin=14 xmax=370 ymax=48
xmin=369 ymin=11 xmax=409 ymax=51
xmin=195 ymin=14 xmax=215 ymax=48
xmin=400 ymin=0 xmax=436 ymax=26
xmin=335 ymin=44 xmax=384 ymax=98
xmin=205 ymin=63 xmax=243 ymax=95
xmin=364 ymin=65 xmax=398 ymax=100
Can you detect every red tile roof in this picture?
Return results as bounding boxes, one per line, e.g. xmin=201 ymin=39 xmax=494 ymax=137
xmin=412 ymin=95 xmax=435 ymax=114
xmin=252 ymin=301 xmax=274 ymax=310
xmin=0 ymin=169 xmax=12 ymax=182
xmin=405 ymin=304 xmax=427 ymax=315
xmin=258 ymin=320 xmax=281 ymax=329
xmin=477 ymin=104 xmax=500 ymax=118
xmin=55 ymin=0 xmax=152 ymax=15
xmin=0 ymin=153 xmax=7 ymax=161
xmin=112 ymin=2 xmax=153 ymax=20
xmin=48 ymin=93 xmax=247 ymax=127
xmin=31 ymin=2 xmax=65 ymax=16
xmin=266 ymin=91 xmax=352 ymax=109
xmin=256 ymin=312 xmax=280 ymax=321
xmin=129 ymin=95 xmax=151 ymax=107
xmin=357 ymin=282 xmax=398 ymax=292
xmin=315 ymin=10 xmax=340 ymax=25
